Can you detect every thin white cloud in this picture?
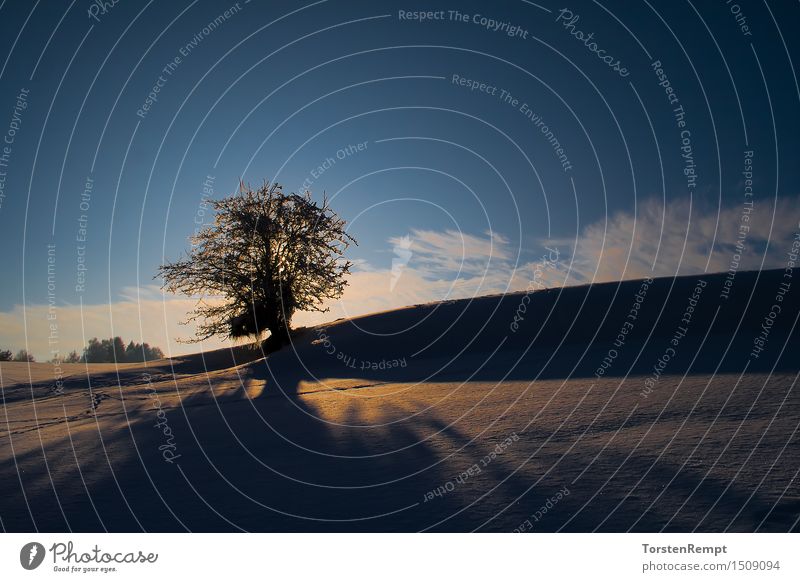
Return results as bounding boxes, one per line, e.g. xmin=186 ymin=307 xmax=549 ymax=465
xmin=562 ymin=195 xmax=800 ymax=284
xmin=386 ymin=228 xmax=512 ymax=279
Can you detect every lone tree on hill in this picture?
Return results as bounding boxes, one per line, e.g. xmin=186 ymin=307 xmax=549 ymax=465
xmin=157 ymin=182 xmax=356 ymax=345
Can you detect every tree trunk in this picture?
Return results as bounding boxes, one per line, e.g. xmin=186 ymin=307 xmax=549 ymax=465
xmin=266 ymin=307 xmax=292 ymax=346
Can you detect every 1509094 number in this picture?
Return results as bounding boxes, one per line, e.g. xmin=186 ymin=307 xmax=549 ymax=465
xmin=735 ymin=560 xmax=780 ymax=570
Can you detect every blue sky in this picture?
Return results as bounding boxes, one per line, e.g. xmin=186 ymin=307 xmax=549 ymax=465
xmin=1 ymin=0 xmax=798 ymax=358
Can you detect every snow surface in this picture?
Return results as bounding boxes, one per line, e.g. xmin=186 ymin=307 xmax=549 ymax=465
xmin=1 ymin=270 xmax=798 ymax=531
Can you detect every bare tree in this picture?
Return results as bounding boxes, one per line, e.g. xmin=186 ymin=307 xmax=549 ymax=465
xmin=157 ymin=182 xmax=356 ymax=344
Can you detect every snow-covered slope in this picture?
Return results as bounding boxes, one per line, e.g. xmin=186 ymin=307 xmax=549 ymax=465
xmin=1 ymin=270 xmax=798 ymax=531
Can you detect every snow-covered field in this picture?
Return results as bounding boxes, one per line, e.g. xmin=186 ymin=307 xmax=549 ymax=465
xmin=1 ymin=270 xmax=798 ymax=531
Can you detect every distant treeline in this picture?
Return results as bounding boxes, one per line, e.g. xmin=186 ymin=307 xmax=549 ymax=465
xmin=0 ymin=349 xmax=35 ymax=362
xmin=0 ymin=337 xmax=165 ymax=364
xmin=79 ymin=337 xmax=165 ymax=363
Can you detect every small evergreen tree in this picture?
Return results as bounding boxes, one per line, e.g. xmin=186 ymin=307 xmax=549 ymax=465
xmin=84 ymin=338 xmax=106 ymax=363
xmin=111 ymin=336 xmax=126 ymax=362
xmin=146 ymin=345 xmax=164 ymax=360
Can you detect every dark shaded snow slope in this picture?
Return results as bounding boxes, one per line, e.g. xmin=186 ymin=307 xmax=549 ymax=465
xmin=1 ymin=270 xmax=798 ymax=532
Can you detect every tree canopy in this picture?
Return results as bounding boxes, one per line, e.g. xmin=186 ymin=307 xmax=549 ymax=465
xmin=157 ymin=182 xmax=356 ymax=344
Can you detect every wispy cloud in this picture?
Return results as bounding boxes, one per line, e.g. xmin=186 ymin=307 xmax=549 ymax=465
xmin=562 ymin=195 xmax=799 ymax=283
xmin=386 ymin=228 xmax=512 ymax=278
